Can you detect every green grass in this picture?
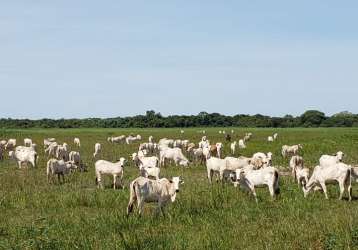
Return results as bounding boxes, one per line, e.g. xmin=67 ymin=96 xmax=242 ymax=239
xmin=1 ymin=127 xmax=358 ymax=249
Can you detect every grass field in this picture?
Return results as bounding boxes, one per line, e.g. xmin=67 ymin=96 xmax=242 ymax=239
xmin=1 ymin=128 xmax=358 ymax=249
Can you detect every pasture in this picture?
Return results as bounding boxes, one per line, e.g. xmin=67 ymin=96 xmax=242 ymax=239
xmin=1 ymin=128 xmax=358 ymax=249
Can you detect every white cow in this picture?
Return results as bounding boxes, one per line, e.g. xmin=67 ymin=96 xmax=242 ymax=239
xmin=5 ymin=139 xmax=16 ymax=151
xmin=289 ymin=156 xmax=309 ymax=187
xmin=69 ymin=151 xmax=81 ymax=166
xmin=273 ymin=133 xmax=278 ymax=140
xmin=44 ymin=138 xmax=56 ymax=149
xmin=230 ymin=141 xmax=237 ymax=155
xmin=139 ymin=165 xmax=160 ymax=180
xmin=24 ymin=138 xmax=32 ymax=147
xmin=159 ymin=147 xmax=189 ymax=167
xmin=219 ymin=156 xmax=252 ymax=180
xmin=251 ymin=152 xmax=272 ymax=169
xmin=126 ymin=135 xmax=141 ymax=144
xmin=158 ymin=138 xmax=174 ymax=148
xmin=95 ymin=158 xmax=126 ymax=190
xmin=56 ymin=143 xmax=69 ymax=161
xmin=232 ymin=165 xmax=280 ymax=202
xmin=267 ymin=136 xmax=274 ymax=142
xmin=45 ymin=142 xmax=58 ymax=158
xmin=303 ymin=163 xmax=352 ymax=200
xmin=319 ymin=151 xmax=344 ymax=168
xmin=74 ymin=138 xmax=81 ymax=147
xmin=47 ymin=159 xmax=77 ymax=183
xmin=0 ymin=140 xmax=7 ymax=148
xmin=108 ymin=135 xmax=126 ymax=143
xmin=9 ymin=146 xmax=38 ymax=168
xmin=132 ymin=152 xmax=159 ymax=169
xmin=238 ymin=139 xmax=246 ymax=149
xmin=127 ymin=176 xmax=183 ymax=216
xmin=206 ymin=157 xmax=227 ymax=183
xmin=93 ymin=143 xmax=101 ymax=158
xmin=282 ymin=144 xmax=302 ymax=158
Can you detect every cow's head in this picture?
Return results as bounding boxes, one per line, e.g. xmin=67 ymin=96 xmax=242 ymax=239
xmin=335 ymin=151 xmax=344 ymax=161
xmin=171 ymin=176 xmax=184 ymax=193
xmin=179 ymin=159 xmax=189 ymax=167
xmin=120 ymin=157 xmax=126 ymax=166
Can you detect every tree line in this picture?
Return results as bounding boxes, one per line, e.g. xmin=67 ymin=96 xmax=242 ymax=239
xmin=0 ymin=110 xmax=357 ymax=129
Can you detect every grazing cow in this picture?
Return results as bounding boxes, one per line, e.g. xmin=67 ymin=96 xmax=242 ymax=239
xmin=238 ymin=139 xmax=246 ymax=149
xmin=251 ymin=152 xmax=272 ymax=169
xmin=127 ymin=176 xmax=183 ymax=216
xmin=126 ymin=135 xmax=141 ymax=144
xmin=93 ymin=143 xmax=101 ymax=158
xmin=267 ymin=136 xmax=274 ymax=142
xmin=219 ymin=156 xmax=252 ymax=181
xmin=5 ymin=139 xmax=16 ymax=151
xmin=303 ymin=163 xmax=352 ymax=200
xmin=231 ymin=165 xmax=280 ymax=202
xmin=95 ymin=158 xmax=126 ymax=190
xmin=192 ymin=148 xmax=205 ymax=164
xmin=319 ymin=151 xmax=344 ymax=168
xmin=108 ymin=135 xmax=126 ymax=143
xmin=230 ymin=141 xmax=237 ymax=155
xmin=158 ymin=138 xmax=174 ymax=148
xmin=44 ymin=138 xmax=56 ymax=149
xmin=282 ymin=144 xmax=302 ymax=158
xmin=74 ymin=138 xmax=81 ymax=147
xmin=45 ymin=142 xmax=58 ymax=158
xmin=24 ymin=138 xmax=32 ymax=147
xmin=9 ymin=146 xmax=38 ymax=168
xmin=47 ymin=159 xmax=77 ymax=183
xmin=159 ymin=147 xmax=189 ymax=167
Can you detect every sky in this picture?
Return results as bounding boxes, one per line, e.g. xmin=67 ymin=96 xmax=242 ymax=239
xmin=1 ymin=0 xmax=358 ymax=119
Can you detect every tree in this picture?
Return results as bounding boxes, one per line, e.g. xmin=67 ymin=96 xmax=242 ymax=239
xmin=300 ymin=110 xmax=326 ymax=127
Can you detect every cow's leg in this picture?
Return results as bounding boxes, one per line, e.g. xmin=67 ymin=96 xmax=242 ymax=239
xmin=18 ymin=161 xmax=22 ymax=169
xmin=320 ymin=182 xmax=329 ymax=199
xmin=113 ymin=175 xmax=117 ymax=190
xmin=338 ymin=180 xmax=345 ymax=200
xmin=268 ymin=183 xmax=275 ymax=199
xmin=137 ymin=198 xmax=144 ymax=216
xmin=250 ymin=186 xmax=258 ymax=203
xmin=207 ymin=169 xmax=213 ymax=184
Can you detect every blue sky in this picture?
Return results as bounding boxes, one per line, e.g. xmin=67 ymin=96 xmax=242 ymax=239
xmin=1 ymin=1 xmax=357 ymax=119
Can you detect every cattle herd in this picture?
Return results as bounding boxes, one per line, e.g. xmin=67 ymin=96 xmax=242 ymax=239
xmin=0 ymin=131 xmax=357 ymax=217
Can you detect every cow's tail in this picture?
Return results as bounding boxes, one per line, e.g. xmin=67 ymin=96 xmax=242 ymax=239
xmin=274 ymin=170 xmax=280 ymax=195
xmin=127 ymin=180 xmax=137 ymax=216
